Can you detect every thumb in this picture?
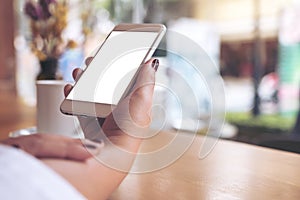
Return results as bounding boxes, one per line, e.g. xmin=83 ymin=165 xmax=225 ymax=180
xmin=130 ymin=58 xmax=158 ymax=112
xmin=103 ymin=59 xmax=158 ymax=134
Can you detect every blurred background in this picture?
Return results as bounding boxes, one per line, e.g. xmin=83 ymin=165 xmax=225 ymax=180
xmin=0 ymin=0 xmax=299 ymax=152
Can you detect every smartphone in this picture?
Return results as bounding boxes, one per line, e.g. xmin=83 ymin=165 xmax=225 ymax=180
xmin=60 ymin=23 xmax=166 ymax=117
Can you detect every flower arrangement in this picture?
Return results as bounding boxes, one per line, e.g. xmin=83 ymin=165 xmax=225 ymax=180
xmin=24 ymin=0 xmax=68 ymax=61
xmin=80 ymin=0 xmax=99 ymax=43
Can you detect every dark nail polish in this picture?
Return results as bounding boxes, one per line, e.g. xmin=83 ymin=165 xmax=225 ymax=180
xmin=91 ymin=138 xmax=104 ymax=144
xmin=82 ymin=139 xmax=104 ymax=151
xmin=12 ymin=144 xmax=20 ymax=149
xmin=83 ymin=144 xmax=97 ymax=149
xmin=151 ymin=59 xmax=159 ymax=72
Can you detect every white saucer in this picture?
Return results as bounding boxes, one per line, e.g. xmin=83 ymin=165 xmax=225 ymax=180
xmin=9 ymin=127 xmax=37 ymax=138
xmin=9 ymin=127 xmax=85 ymax=139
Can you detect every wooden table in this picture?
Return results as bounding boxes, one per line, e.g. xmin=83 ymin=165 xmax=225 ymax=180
xmin=110 ymin=131 xmax=300 ymax=200
xmin=0 ymin=91 xmax=35 ymax=140
xmin=1 ymin=91 xmax=300 ymax=199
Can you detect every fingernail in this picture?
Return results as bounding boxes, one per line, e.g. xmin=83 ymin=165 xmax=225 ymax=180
xmin=82 ymin=139 xmax=104 ymax=155
xmin=84 ymin=144 xmax=97 ymax=149
xmin=151 ymin=59 xmax=159 ymax=72
xmin=12 ymin=144 xmax=20 ymax=149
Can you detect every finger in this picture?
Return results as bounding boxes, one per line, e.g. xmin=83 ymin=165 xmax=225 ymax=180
xmin=131 ymin=59 xmax=157 ymax=96
xmin=129 ymin=59 xmax=157 ymax=122
xmin=23 ymin=134 xmax=99 ymax=161
xmin=64 ymin=139 xmax=103 ymax=160
xmin=104 ymin=59 xmax=158 ymax=131
xmin=72 ymin=68 xmax=83 ymax=82
xmin=85 ymin=57 xmax=93 ymax=66
xmin=64 ymin=84 xmax=73 ymax=97
xmin=1 ymin=133 xmax=95 ymax=161
xmin=79 ymin=139 xmax=104 ymax=155
xmin=71 ymin=57 xmax=93 ymax=82
xmin=35 ymin=139 xmax=93 ymax=161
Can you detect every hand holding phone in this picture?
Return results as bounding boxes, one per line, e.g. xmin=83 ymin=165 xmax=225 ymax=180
xmin=63 ymin=58 xmax=159 ymax=142
xmin=61 ymin=23 xmax=166 ymax=118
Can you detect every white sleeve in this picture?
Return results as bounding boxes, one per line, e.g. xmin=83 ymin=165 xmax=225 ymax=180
xmin=0 ymin=144 xmax=86 ymax=200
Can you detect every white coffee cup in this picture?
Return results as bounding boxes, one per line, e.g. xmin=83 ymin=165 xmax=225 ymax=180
xmin=36 ymin=80 xmax=83 ymax=138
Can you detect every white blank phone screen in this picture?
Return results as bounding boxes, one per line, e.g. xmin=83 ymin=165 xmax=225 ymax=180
xmin=66 ymin=31 xmax=159 ymax=105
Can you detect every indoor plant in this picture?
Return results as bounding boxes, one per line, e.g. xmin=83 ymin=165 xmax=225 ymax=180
xmin=24 ymin=0 xmax=68 ymax=80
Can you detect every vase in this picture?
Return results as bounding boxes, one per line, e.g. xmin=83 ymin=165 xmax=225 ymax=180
xmin=37 ymin=58 xmax=62 ymax=80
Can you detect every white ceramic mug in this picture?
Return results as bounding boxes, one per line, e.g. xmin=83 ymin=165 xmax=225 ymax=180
xmin=36 ymin=80 xmax=83 ymax=138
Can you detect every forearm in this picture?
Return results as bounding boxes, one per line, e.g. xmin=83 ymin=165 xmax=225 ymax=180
xmin=42 ymin=134 xmax=142 ymax=200
xmin=42 ymin=157 xmax=127 ymax=200
xmin=52 ymin=58 xmax=156 ymax=199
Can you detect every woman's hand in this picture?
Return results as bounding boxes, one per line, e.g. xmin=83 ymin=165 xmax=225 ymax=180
xmin=1 ymin=133 xmax=102 ymax=161
xmin=64 ymin=58 xmax=158 ymax=152
xmin=41 ymin=58 xmax=158 ymax=200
